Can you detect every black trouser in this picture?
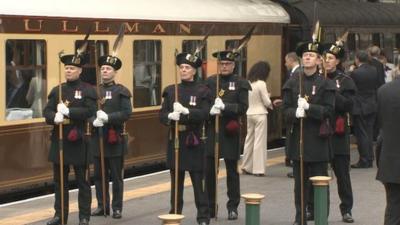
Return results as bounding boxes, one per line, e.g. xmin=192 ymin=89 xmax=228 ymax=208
xmin=375 ymin=132 xmax=383 ymax=167
xmin=384 ymin=183 xmax=400 ymax=225
xmin=94 ymin=156 xmax=124 ymax=212
xmin=353 ymin=114 xmax=376 ymax=163
xmin=331 ymin=155 xmax=353 ymax=215
xmin=169 ymin=170 xmax=210 ymax=224
xmin=52 ymin=163 xmax=91 ymax=221
xmin=206 ymin=157 xmax=240 ymax=214
xmin=293 ymin=161 xmax=328 ymax=224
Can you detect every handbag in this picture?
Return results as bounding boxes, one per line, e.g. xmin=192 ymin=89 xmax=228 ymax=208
xmin=225 ymin=119 xmax=240 ymax=136
xmin=334 ymin=116 xmax=345 ymax=135
xmin=185 ymin=131 xmax=200 ymax=148
xmin=107 ymin=127 xmax=119 ymax=144
xmin=67 ymin=126 xmax=82 ymax=142
xmin=319 ymin=119 xmax=333 ymax=138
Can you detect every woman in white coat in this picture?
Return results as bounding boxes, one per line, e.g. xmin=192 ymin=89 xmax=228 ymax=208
xmin=241 ymin=61 xmax=272 ymax=176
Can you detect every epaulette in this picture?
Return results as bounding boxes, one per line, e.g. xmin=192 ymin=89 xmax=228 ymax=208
xmin=115 ymin=84 xmax=132 ymax=98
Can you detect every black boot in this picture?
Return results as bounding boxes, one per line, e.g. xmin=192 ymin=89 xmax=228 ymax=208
xmin=91 ymin=207 xmax=110 ymax=216
xmin=46 ymin=216 xmax=67 ymax=225
xmin=79 ymin=218 xmax=89 ymax=225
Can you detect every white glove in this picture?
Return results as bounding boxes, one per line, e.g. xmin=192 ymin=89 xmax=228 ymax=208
xmin=168 ymin=111 xmax=180 ymax=121
xmin=210 ymin=105 xmax=221 ymax=115
xmin=57 ymin=103 xmax=69 ymax=116
xmin=297 ymin=97 xmax=310 ymax=110
xmin=295 ymin=107 xmax=305 ymax=118
xmin=54 ymin=112 xmax=64 ymax=124
xmin=96 ymin=110 xmax=109 ymax=123
xmin=214 ymin=97 xmax=225 ymax=110
xmin=173 ymin=102 xmax=189 ymax=115
xmin=93 ymin=118 xmax=104 ymax=127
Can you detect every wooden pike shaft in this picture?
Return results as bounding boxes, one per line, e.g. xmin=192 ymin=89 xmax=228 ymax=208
xmin=214 ymin=57 xmax=221 ymax=219
xmin=299 ymin=70 xmax=305 ymax=225
xmin=173 ymin=50 xmax=179 ymax=214
xmin=94 ymin=42 xmax=107 ymax=217
xmin=57 ymin=52 xmax=65 ymax=225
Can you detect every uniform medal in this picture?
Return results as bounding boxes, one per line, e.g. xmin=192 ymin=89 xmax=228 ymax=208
xmin=74 ymin=90 xmax=82 ymax=99
xmin=105 ymin=91 xmax=112 ymax=99
xmin=189 ymin=96 xmax=197 ymax=106
xmin=228 ymin=82 xmax=235 ymax=90
xmin=336 ymin=79 xmax=340 ymax=88
xmin=312 ymin=85 xmax=316 ymax=95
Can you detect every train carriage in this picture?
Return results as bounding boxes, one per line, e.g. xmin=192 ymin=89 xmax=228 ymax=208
xmin=279 ymin=0 xmax=400 ymax=66
xmin=0 ymin=0 xmax=289 ymax=197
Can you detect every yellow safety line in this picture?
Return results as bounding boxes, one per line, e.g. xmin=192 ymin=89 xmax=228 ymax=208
xmin=0 ymin=156 xmax=285 ymax=225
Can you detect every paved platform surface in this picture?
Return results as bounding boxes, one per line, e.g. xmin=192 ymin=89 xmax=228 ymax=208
xmin=0 ymin=148 xmax=386 ymax=225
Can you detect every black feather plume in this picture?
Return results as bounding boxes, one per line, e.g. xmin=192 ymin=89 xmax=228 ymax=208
xmin=193 ymin=25 xmax=215 ymax=57
xmin=76 ymin=26 xmax=91 ymax=57
xmin=112 ymin=24 xmax=126 ymax=57
xmin=232 ymin=25 xmax=256 ymax=54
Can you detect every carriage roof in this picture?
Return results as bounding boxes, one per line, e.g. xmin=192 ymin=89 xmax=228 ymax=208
xmin=0 ymin=0 xmax=289 ymax=23
xmin=291 ymin=0 xmax=400 ymax=27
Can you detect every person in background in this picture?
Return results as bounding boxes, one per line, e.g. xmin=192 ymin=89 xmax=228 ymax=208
xmin=367 ymin=46 xmax=385 ymax=141
xmin=378 ymin=53 xmax=395 ymax=83
xmin=350 ymin=50 xmax=379 ymax=168
xmin=281 ymin=52 xmax=301 ymax=178
xmin=241 ymin=61 xmax=272 ymax=177
xmin=376 ymin=66 xmax=400 ymax=225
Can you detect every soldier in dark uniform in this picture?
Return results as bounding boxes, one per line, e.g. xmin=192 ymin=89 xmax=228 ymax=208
xmin=159 ymin=52 xmax=211 ymax=225
xmin=282 ymin=41 xmax=335 ymax=225
xmin=43 ymin=54 xmax=96 ymax=225
xmin=322 ymin=42 xmax=356 ymax=223
xmin=90 ymin=55 xmax=132 ymax=219
xmin=205 ymin=50 xmax=251 ymax=220
xmin=376 ymin=75 xmax=400 ymax=225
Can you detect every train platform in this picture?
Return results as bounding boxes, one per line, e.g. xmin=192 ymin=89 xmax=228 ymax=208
xmin=0 ymin=147 xmax=386 ymax=225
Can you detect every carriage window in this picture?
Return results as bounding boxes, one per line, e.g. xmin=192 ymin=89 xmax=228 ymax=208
xmin=324 ymin=33 xmax=336 ymax=43
xmin=371 ymin=33 xmax=384 ymax=48
xmin=347 ymin=33 xmax=360 ymax=60
xmin=182 ymin=40 xmax=207 ymax=80
xmin=225 ymin=40 xmax=247 ymax=78
xmin=133 ymin=40 xmax=161 ymax=108
xmin=75 ymin=40 xmax=108 ymax=85
xmin=395 ymin=34 xmax=400 ymax=49
xmin=395 ymin=34 xmax=400 ymax=65
xmin=5 ymin=40 xmax=46 ymax=120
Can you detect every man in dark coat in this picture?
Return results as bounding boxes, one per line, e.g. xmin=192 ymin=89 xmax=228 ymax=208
xmin=350 ymin=50 xmax=379 ymax=168
xmin=368 ymin=45 xmax=386 ymax=88
xmin=159 ymin=52 xmax=211 ymax=225
xmin=376 ymin=76 xmax=400 ymax=225
xmin=368 ymin=45 xmax=385 ymax=141
xmin=322 ymin=42 xmax=356 ymax=223
xmin=282 ymin=52 xmax=301 ymax=177
xmin=283 ymin=41 xmax=335 ymax=225
xmin=205 ymin=50 xmax=251 ymax=220
xmin=43 ymin=54 xmax=97 ymax=225
xmin=90 ymin=55 xmax=132 ymax=219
